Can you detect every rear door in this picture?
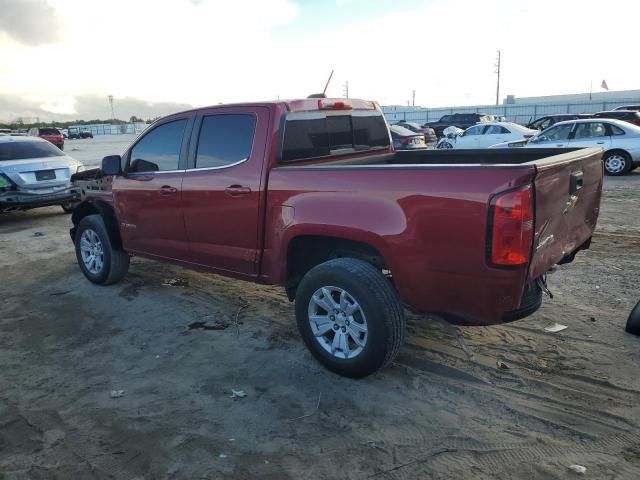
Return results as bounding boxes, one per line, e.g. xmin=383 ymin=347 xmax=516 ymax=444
xmin=112 ymin=115 xmax=193 ymax=260
xmin=180 ymin=107 xmax=269 ymax=276
xmin=528 ymin=148 xmax=603 ymax=279
xmin=567 ymin=122 xmax=611 ymax=149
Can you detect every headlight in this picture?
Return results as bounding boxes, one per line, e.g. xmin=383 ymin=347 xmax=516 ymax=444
xmin=0 ymin=174 xmax=14 ymax=189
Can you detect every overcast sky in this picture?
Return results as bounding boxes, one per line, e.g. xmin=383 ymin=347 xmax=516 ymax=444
xmin=1 ymin=0 xmax=639 ymax=121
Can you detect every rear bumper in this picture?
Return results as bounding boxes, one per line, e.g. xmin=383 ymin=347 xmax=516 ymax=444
xmin=0 ymin=187 xmax=79 ymax=211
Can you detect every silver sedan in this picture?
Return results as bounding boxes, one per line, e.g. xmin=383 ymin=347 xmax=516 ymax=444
xmin=490 ymin=118 xmax=640 ymax=176
xmin=0 ymin=135 xmax=85 ymax=213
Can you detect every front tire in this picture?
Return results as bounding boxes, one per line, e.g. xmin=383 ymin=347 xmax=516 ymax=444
xmin=295 ymin=258 xmax=405 ymax=378
xmin=437 ymin=141 xmax=453 ymax=149
xmin=75 ymin=214 xmax=129 ymax=285
xmin=604 ymin=151 xmax=632 ymax=176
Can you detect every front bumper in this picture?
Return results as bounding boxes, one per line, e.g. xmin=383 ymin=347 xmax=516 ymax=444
xmin=0 ymin=187 xmax=80 ymax=211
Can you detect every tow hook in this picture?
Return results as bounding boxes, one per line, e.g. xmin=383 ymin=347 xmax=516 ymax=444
xmin=537 ymin=272 xmax=554 ymax=299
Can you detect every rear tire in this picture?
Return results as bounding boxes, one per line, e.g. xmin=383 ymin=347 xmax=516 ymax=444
xmin=604 ymin=151 xmax=632 ymax=176
xmin=437 ymin=141 xmax=453 ymax=149
xmin=295 ymin=258 xmax=405 ymax=378
xmin=75 ymin=214 xmax=129 ymax=285
xmin=626 ymin=301 xmax=640 ymax=335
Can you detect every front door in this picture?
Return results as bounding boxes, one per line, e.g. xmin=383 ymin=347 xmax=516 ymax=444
xmin=531 ymin=123 xmax=573 ymax=148
xmin=181 ymin=107 xmax=269 ymax=276
xmin=112 ymin=116 xmax=192 ymax=260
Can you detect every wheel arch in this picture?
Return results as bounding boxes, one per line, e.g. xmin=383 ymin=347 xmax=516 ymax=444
xmin=284 ymin=234 xmax=390 ymax=301
xmin=71 ymin=200 xmax=123 ymax=250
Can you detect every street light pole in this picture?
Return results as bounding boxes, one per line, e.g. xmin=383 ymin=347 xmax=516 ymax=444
xmin=495 ymin=50 xmax=501 ymax=106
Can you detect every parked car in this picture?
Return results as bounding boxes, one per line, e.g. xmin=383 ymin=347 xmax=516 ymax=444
xmin=28 ymin=127 xmax=64 ymax=150
xmin=67 ymin=127 xmax=94 ymax=139
xmin=390 ymin=124 xmax=427 ymax=150
xmin=490 ymin=118 xmax=640 ymax=176
xmin=0 ymin=129 xmax=11 ymax=135
xmin=526 ymin=114 xmax=591 ymax=131
xmin=591 ymin=110 xmax=640 ymax=128
xmin=0 ymin=136 xmax=84 ymax=213
xmin=422 ymin=113 xmax=493 ymax=138
xmin=393 ymin=121 xmax=437 ymax=144
xmin=614 ymin=105 xmax=640 ymax=112
xmin=437 ymin=122 xmax=537 ymax=149
xmin=69 ymin=97 xmax=602 ymax=378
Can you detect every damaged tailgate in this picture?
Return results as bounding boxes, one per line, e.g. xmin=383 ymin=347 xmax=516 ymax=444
xmin=529 ymin=147 xmax=603 ymax=279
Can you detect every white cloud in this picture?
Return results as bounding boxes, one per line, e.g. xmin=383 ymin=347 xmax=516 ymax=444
xmin=1 ymin=0 xmax=639 ymax=119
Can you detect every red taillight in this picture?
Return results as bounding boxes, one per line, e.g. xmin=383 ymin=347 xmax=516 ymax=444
xmin=399 ymin=138 xmax=410 ymax=144
xmin=523 ymin=134 xmax=533 ymax=139
xmin=318 ymin=99 xmax=352 ymax=111
xmin=489 ymin=186 xmax=533 ymax=266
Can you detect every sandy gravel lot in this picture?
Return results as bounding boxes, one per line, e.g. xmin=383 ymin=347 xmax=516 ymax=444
xmin=1 ymin=142 xmax=639 ymax=479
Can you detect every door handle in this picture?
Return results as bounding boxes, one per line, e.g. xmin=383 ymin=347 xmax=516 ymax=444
xmin=596 ymin=141 xmax=605 ymax=144
xmin=225 ymin=185 xmax=252 ymax=197
xmin=556 ymin=144 xmax=564 ymax=147
xmin=159 ymin=185 xmax=178 ymax=195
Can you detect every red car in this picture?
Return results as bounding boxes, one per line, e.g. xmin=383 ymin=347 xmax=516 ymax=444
xmin=69 ymin=98 xmax=603 ymax=378
xmin=28 ymin=127 xmax=64 ymax=150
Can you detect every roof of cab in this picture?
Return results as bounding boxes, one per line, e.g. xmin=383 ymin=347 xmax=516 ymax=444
xmin=165 ymin=98 xmax=379 ymax=118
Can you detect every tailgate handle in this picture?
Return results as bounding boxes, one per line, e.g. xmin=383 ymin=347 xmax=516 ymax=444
xmin=569 ymin=171 xmax=583 ymax=194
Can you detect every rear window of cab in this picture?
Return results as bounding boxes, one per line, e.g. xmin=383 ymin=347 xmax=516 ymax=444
xmin=281 ymin=112 xmax=390 ymax=162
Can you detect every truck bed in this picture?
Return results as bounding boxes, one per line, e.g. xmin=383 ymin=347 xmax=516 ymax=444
xmin=268 ymin=147 xmax=603 ymax=324
xmin=302 ymin=147 xmax=586 ymax=167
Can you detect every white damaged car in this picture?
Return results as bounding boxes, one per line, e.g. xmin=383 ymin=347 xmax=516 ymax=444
xmin=0 ymin=135 xmax=85 ymax=213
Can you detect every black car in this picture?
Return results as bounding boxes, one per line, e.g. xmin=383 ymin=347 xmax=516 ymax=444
xmin=422 ymin=113 xmax=493 ymax=138
xmin=592 ymin=110 xmax=640 ymax=128
xmin=67 ymin=128 xmax=94 ymax=139
xmin=525 ymin=114 xmax=591 ymax=131
xmin=614 ymin=105 xmax=640 ymax=112
xmin=393 ymin=121 xmax=437 ymax=144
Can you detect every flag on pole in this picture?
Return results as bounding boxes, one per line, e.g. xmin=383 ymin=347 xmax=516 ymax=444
xmin=601 ymin=80 xmax=609 ymax=91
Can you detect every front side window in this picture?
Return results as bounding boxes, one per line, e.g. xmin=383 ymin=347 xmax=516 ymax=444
xmin=539 ymin=124 xmax=573 ymax=141
xmin=573 ymin=123 xmax=607 ymax=139
xmin=129 ymin=119 xmax=186 ymax=172
xmin=465 ymin=125 xmax=484 ymax=136
xmin=195 ymin=114 xmax=256 ymax=168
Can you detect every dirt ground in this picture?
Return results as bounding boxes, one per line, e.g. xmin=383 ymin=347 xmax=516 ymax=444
xmin=1 ymin=157 xmax=640 ymax=479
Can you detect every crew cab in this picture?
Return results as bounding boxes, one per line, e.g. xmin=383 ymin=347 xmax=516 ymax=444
xmin=69 ymin=98 xmax=603 ymax=378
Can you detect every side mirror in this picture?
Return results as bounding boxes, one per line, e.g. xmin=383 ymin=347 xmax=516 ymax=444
xmin=101 ymin=155 xmax=122 ymax=175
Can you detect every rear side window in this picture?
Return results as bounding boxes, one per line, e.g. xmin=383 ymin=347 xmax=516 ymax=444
xmin=0 ymin=140 xmax=64 ymax=161
xmin=281 ymin=113 xmax=389 ymax=162
xmin=129 ymin=119 xmax=186 ymax=172
xmin=610 ymin=124 xmax=626 ymax=135
xmin=574 ymin=122 xmax=607 ymax=139
xmin=195 ymin=114 xmax=256 ymax=168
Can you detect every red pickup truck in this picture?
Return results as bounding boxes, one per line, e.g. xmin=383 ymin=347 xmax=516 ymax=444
xmin=70 ymin=98 xmax=603 ymax=377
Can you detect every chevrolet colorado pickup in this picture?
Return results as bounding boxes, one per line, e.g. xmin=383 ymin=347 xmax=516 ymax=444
xmin=69 ymin=98 xmax=603 ymax=377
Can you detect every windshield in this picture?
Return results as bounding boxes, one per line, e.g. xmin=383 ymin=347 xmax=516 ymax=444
xmin=0 ymin=141 xmax=65 ymax=161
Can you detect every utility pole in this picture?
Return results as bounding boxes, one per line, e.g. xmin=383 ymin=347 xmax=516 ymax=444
xmin=108 ymin=95 xmax=115 ymax=121
xmin=494 ymin=50 xmax=501 ymax=106
xmin=411 ymin=89 xmax=416 ymax=107
xmin=343 ymin=80 xmax=349 ymax=98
